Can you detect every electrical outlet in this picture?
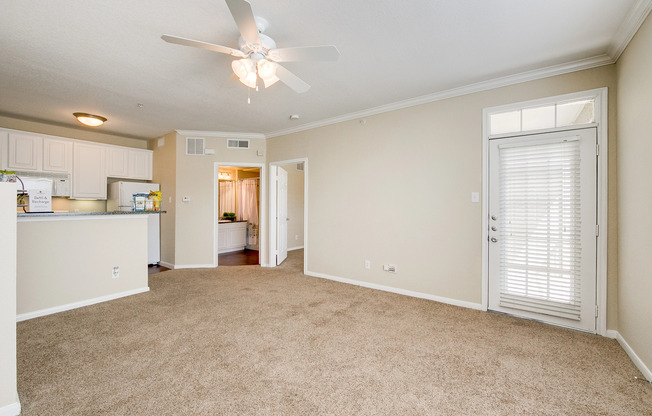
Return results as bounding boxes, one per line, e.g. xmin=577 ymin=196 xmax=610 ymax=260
xmin=383 ymin=264 xmax=397 ymax=273
xmin=112 ymin=266 xmax=120 ymax=279
xmin=295 ymin=234 xmax=299 ymax=241
xmin=365 ymin=260 xmax=371 ymax=269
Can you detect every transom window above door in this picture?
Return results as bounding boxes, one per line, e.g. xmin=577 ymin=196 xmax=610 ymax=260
xmin=489 ymin=97 xmax=596 ymax=136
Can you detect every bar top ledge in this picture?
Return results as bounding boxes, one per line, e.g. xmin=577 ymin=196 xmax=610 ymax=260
xmin=17 ymin=210 xmax=166 ymax=218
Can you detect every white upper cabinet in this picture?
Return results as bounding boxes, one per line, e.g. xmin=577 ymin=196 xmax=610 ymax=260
xmin=6 ymin=132 xmax=73 ymax=173
xmin=72 ymin=142 xmax=106 ymax=199
xmin=130 ymin=149 xmax=152 ymax=180
xmin=43 ymin=138 xmax=72 ymax=173
xmin=106 ymin=147 xmax=130 ymax=178
xmin=8 ymin=133 xmax=42 ymax=171
xmin=1 ymin=128 xmax=153 ymax=199
xmin=0 ymin=131 xmax=7 ymax=169
xmin=107 ymin=147 xmax=153 ymax=180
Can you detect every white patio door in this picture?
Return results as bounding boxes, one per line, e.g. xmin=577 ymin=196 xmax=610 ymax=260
xmin=488 ymin=128 xmax=597 ymax=332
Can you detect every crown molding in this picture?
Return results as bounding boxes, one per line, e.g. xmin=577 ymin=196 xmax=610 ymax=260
xmin=607 ymin=0 xmax=652 ymax=60
xmin=264 ymin=54 xmax=615 ymax=139
xmin=175 ymin=130 xmax=265 ymax=140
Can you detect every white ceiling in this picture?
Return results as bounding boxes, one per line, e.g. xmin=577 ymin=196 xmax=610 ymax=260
xmin=0 ymin=0 xmax=649 ymax=140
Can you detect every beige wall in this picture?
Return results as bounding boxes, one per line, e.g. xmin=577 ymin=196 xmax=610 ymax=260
xmin=0 ymin=183 xmax=19 ymax=413
xmin=267 ymin=65 xmax=618 ymax=325
xmin=285 ymin=165 xmax=304 ymax=249
xmin=616 ymin=13 xmax=652 ymax=373
xmin=17 ymin=216 xmax=148 ymax=316
xmin=150 ymin=132 xmax=177 ymax=266
xmin=172 ymin=133 xmax=266 ymax=267
xmin=51 ymin=197 xmax=107 ymax=213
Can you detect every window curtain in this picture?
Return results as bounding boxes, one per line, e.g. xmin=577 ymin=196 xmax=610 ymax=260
xmin=218 ymin=181 xmax=235 ymax=217
xmin=238 ymin=178 xmax=259 ymax=245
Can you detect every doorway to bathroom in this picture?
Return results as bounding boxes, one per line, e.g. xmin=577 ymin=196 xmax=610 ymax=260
xmin=215 ymin=163 xmax=265 ymax=266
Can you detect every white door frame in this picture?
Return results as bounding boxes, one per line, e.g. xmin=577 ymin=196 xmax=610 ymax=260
xmin=481 ymin=88 xmax=609 ymax=335
xmin=269 ymin=158 xmax=308 ymax=273
xmin=213 ymin=162 xmax=266 ymax=267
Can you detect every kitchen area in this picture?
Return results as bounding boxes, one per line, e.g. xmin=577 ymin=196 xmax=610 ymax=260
xmin=1 ymin=127 xmax=164 ymax=321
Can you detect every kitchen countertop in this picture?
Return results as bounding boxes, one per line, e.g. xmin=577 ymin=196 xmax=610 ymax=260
xmin=17 ymin=210 xmax=166 ymax=218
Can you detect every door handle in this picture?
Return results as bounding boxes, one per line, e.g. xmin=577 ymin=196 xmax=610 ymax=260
xmin=490 ymin=237 xmax=498 ymax=243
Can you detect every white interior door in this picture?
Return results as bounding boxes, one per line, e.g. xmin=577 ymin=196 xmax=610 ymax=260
xmin=276 ymin=166 xmax=288 ymax=265
xmin=488 ymin=128 xmax=597 ymax=332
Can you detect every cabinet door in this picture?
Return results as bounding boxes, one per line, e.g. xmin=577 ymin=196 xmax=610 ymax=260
xmin=218 ymin=227 xmax=228 ymax=252
xmin=229 ymin=225 xmax=247 ymax=247
xmin=72 ymin=143 xmax=107 ymax=199
xmin=43 ymin=138 xmax=72 ymax=173
xmin=0 ymin=131 xmax=7 ymax=169
xmin=129 ymin=150 xmax=152 ymax=180
xmin=8 ymin=133 xmax=42 ymax=171
xmin=106 ymin=147 xmax=130 ymax=178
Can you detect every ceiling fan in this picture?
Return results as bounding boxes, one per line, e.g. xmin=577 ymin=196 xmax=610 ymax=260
xmin=162 ymin=0 xmax=340 ymax=93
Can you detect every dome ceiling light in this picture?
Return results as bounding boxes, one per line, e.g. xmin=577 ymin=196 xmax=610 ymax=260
xmin=73 ymin=112 xmax=107 ymax=127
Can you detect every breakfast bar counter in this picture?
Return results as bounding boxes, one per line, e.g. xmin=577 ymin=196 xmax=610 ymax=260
xmin=16 ymin=212 xmax=161 ymax=320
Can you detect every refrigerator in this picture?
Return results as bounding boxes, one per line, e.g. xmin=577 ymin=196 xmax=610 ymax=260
xmin=107 ymin=181 xmax=161 ymax=265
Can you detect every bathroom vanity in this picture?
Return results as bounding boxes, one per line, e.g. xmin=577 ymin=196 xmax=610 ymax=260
xmin=217 ymin=220 xmax=247 ymax=253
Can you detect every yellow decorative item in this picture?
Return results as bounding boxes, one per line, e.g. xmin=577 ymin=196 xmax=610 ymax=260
xmin=148 ymin=191 xmax=162 ymax=211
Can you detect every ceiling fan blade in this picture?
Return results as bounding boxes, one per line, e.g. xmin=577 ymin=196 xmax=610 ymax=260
xmin=268 ymin=45 xmax=340 ymax=62
xmin=161 ymin=35 xmax=246 ymax=57
xmin=225 ymin=0 xmax=261 ymax=45
xmin=275 ymin=65 xmax=310 ymax=93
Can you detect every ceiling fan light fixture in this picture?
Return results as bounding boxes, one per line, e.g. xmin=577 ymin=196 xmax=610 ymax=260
xmin=239 ymin=71 xmax=258 ymax=89
xmin=73 ymin=112 xmax=107 ymax=127
xmin=262 ymin=75 xmax=280 ymax=88
xmin=256 ymin=59 xmax=277 ymax=79
xmin=232 ymin=58 xmax=255 ymax=79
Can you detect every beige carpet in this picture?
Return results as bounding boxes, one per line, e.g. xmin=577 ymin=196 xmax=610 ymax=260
xmin=17 ymin=250 xmax=652 ymax=415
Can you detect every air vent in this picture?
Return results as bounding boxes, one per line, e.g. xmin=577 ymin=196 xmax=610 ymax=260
xmin=186 ymin=137 xmax=205 ymax=155
xmin=296 ymin=162 xmax=305 ymax=171
xmin=227 ymin=139 xmax=250 ymax=149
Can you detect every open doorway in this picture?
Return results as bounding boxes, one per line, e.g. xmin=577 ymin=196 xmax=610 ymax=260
xmin=215 ymin=163 xmax=265 ymax=266
xmin=269 ymin=159 xmax=307 ymax=272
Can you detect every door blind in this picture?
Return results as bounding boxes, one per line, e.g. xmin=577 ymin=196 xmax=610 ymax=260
xmin=498 ymin=139 xmax=583 ymax=320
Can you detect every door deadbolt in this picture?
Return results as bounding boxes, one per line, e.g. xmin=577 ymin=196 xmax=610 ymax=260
xmin=491 ymin=215 xmax=497 ymax=221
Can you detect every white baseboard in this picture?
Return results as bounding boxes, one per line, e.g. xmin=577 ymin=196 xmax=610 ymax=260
xmin=305 ymin=270 xmax=483 ymax=311
xmin=0 ymin=398 xmax=20 ymax=416
xmin=288 ymin=246 xmax=304 ymax=252
xmin=16 ymin=287 xmax=150 ymax=322
xmin=159 ymin=261 xmax=217 ymax=270
xmin=607 ymin=330 xmax=652 ymax=381
xmin=158 ymin=261 xmax=175 ymax=269
xmin=173 ymin=264 xmax=216 ymax=269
